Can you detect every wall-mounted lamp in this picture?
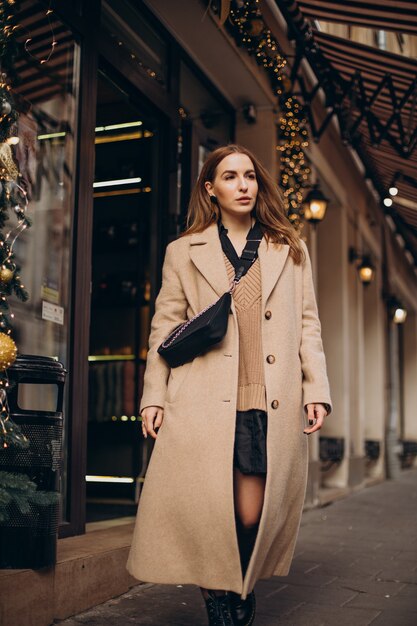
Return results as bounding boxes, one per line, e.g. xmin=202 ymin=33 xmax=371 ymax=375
xmin=388 ymin=296 xmax=407 ymax=324
xmin=349 ymin=247 xmax=375 ymax=285
xmin=243 ymin=103 xmax=257 ymax=124
xmin=302 ymin=184 xmax=329 ymax=227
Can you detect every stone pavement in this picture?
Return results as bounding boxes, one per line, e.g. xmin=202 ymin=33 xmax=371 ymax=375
xmin=57 ymin=469 xmax=417 ymax=626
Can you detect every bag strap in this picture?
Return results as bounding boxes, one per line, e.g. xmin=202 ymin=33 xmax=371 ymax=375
xmin=231 ymin=221 xmax=263 ymax=288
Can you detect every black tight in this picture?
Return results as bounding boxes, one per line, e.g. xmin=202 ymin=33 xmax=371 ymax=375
xmin=200 ymin=469 xmax=265 ymax=599
xmin=235 ymin=516 xmax=260 ymax=579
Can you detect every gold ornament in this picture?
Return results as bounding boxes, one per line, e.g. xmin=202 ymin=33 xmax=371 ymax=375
xmin=0 ymin=267 xmax=14 ymax=283
xmin=0 ymin=142 xmax=19 ymax=180
xmin=0 ymin=333 xmax=17 ymax=371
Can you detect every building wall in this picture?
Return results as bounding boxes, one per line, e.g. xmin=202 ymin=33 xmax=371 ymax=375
xmin=156 ymin=0 xmax=417 ymax=499
xmin=100 ymin=0 xmax=417 ymax=506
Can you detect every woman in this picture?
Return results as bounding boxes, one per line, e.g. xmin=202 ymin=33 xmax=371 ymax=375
xmin=127 ymin=144 xmax=332 ymax=626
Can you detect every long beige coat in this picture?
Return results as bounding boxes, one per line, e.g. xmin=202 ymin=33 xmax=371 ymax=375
xmin=127 ymin=221 xmax=332 ymax=599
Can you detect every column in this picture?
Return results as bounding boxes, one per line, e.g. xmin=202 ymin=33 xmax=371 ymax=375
xmin=402 ymin=311 xmax=417 ymax=468
xmin=316 ymin=203 xmax=351 ymax=488
xmin=346 ymin=221 xmax=366 ymax=487
xmin=386 ymin=320 xmax=402 ymax=478
xmin=363 ymin=268 xmax=386 ymax=479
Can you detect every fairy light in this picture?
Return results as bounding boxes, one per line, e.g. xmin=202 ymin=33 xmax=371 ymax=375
xmin=0 ymin=10 xmax=32 ymax=432
xmin=107 ymin=32 xmax=164 ymax=85
xmin=24 ymin=1 xmax=57 ymax=65
xmin=228 ymin=0 xmax=310 ymax=228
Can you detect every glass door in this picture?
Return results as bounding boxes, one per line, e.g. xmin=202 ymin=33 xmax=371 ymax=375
xmin=86 ymin=70 xmax=159 ymax=522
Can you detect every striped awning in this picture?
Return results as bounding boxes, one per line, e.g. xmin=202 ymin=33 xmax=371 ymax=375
xmin=298 ymin=0 xmax=417 ymax=36
xmin=275 ymin=0 xmax=417 ymax=253
xmin=315 ymin=31 xmax=417 ymax=235
xmin=315 ymin=31 xmax=417 ymax=141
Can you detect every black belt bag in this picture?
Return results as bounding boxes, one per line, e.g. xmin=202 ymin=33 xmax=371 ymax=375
xmin=157 ymin=227 xmax=262 ymax=368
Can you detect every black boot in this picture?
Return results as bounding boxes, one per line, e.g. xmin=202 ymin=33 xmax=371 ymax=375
xmin=204 ymin=590 xmax=235 ymax=626
xmin=229 ymin=590 xmax=256 ymax=626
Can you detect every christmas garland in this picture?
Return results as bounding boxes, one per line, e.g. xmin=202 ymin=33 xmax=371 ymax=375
xmin=0 ymin=0 xmax=58 ymax=522
xmin=227 ymin=0 xmax=310 ymax=229
xmin=0 ymin=0 xmax=29 ymax=448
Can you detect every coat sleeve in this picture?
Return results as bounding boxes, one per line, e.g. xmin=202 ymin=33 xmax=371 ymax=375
xmin=139 ymin=241 xmax=188 ymax=415
xmin=299 ymin=239 xmax=332 ymax=415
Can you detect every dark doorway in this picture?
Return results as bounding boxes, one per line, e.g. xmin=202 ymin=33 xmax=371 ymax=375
xmin=86 ymin=70 xmax=161 ymax=522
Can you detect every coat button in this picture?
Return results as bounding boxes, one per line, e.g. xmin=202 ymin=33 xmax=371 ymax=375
xmin=271 ymin=399 xmax=279 ymax=409
xmin=266 ymin=354 xmax=275 ymax=364
xmin=265 ymin=310 xmax=272 ymax=319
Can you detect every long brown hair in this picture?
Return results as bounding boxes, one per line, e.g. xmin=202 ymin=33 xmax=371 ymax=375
xmin=180 ymin=144 xmax=305 ymax=264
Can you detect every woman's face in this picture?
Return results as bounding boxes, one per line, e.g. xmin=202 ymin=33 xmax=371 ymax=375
xmin=205 ymin=153 xmax=258 ymax=219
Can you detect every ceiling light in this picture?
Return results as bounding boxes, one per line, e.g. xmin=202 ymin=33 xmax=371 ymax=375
xmin=95 ymin=131 xmax=142 ymax=144
xmin=383 ymin=197 xmax=393 ymax=207
xmin=93 ymin=177 xmax=142 ymax=188
xmin=85 ymin=475 xmax=134 ymax=483
xmin=95 ymin=121 xmax=143 ymax=133
xmin=37 ymin=131 xmax=66 ymax=140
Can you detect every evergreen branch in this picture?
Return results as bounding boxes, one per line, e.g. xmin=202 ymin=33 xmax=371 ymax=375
xmin=0 ymin=472 xmax=59 ymax=522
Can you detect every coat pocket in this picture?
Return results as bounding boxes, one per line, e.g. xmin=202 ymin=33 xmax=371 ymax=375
xmin=165 ymin=359 xmax=194 ymax=404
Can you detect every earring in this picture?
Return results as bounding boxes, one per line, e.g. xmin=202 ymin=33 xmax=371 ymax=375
xmin=209 ymin=195 xmax=218 ymax=205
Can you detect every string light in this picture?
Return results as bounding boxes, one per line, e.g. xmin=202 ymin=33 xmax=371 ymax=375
xmin=107 ymin=32 xmax=164 ymax=85
xmin=228 ymin=0 xmax=311 ymax=228
xmin=24 ymin=1 xmax=57 ymax=65
xmin=0 ymin=2 xmax=32 ymax=439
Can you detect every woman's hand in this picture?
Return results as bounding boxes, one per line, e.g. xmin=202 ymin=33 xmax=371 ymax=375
xmin=303 ymin=403 xmax=327 ymax=435
xmin=141 ymin=406 xmax=164 ymax=439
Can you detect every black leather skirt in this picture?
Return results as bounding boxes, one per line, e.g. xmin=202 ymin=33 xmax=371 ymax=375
xmin=233 ymin=409 xmax=268 ymax=474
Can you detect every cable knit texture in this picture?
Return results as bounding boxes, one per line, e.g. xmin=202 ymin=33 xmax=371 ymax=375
xmin=223 ymin=253 xmax=267 ymax=411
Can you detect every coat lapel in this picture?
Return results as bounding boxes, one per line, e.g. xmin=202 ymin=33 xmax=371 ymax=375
xmin=258 ymin=237 xmax=290 ymax=306
xmin=189 ymin=222 xmax=230 ymax=298
xmin=189 ymin=221 xmax=290 ymax=303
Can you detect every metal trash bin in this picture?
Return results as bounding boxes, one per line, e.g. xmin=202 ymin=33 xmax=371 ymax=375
xmin=0 ymin=355 xmax=67 ymax=569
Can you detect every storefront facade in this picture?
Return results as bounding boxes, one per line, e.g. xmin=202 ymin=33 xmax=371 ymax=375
xmin=3 ymin=1 xmax=417 ymax=623
xmin=8 ymin=0 xmax=417 ymax=541
xmin=10 ymin=0 xmax=277 ymax=538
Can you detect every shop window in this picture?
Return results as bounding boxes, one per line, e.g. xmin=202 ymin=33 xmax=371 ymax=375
xmin=86 ymin=70 xmax=160 ymax=522
xmin=10 ymin=2 xmax=80 ymax=523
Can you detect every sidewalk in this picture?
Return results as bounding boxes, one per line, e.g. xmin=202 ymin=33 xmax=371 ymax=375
xmin=57 ymin=469 xmax=417 ymax=626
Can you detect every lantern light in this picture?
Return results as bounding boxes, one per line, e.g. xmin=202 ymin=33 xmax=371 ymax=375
xmin=388 ymin=297 xmax=407 ymax=324
xmin=358 ymin=255 xmax=375 ymax=285
xmin=349 ymin=248 xmax=375 ymax=285
xmin=303 ymin=184 xmax=329 ymax=226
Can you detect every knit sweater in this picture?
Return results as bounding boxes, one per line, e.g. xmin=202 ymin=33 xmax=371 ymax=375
xmin=223 ymin=252 xmax=267 ymax=412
